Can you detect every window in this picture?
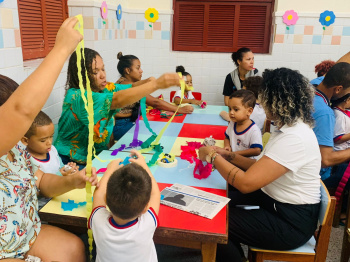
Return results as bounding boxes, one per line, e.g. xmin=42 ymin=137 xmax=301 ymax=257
xmin=17 ymin=0 xmax=68 ymax=60
xmin=172 ymin=0 xmax=274 ymax=53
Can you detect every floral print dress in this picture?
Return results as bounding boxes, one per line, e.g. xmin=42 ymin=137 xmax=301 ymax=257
xmin=0 ymin=143 xmax=40 ymax=259
xmin=55 ymin=83 xmax=119 ymax=164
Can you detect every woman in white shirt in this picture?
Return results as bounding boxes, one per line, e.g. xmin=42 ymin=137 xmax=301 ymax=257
xmin=199 ymin=68 xmax=321 ymax=262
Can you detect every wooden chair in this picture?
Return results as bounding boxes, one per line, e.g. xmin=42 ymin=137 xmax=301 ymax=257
xmin=262 ymin=132 xmax=270 ymax=150
xmin=169 ymin=91 xmax=202 ymax=103
xmin=340 ymin=191 xmax=350 ymax=262
xmin=248 ymin=181 xmax=336 ymax=262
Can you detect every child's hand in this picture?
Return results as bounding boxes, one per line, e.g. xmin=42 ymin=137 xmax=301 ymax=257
xmin=73 ymin=167 xmax=99 ymax=189
xmin=224 ymin=146 xmax=232 ymax=152
xmin=178 ymin=105 xmax=194 ymax=114
xmin=128 ymin=150 xmax=148 ymax=170
xmin=192 ymin=100 xmax=203 ymax=106
xmin=60 ymin=162 xmax=78 ymax=176
xmin=54 ymin=17 xmax=83 ymax=57
xmin=156 ymin=73 xmax=181 ymax=89
xmin=106 ymin=159 xmax=123 ymax=173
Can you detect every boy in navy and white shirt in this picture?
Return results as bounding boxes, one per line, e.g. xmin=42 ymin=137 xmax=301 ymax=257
xmin=89 ymin=150 xmax=160 ymax=262
xmin=224 ymin=90 xmax=263 ymax=159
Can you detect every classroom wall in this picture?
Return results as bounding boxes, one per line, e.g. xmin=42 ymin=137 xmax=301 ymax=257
xmin=0 ymin=0 xmax=350 ymax=124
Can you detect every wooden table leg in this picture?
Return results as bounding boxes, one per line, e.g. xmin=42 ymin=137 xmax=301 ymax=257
xmin=201 ymin=242 xmax=217 ymax=262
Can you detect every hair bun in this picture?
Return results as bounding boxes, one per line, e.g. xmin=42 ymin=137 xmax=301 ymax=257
xmin=117 ymin=52 xmax=123 ymax=60
xmin=176 ymin=65 xmax=185 ymax=74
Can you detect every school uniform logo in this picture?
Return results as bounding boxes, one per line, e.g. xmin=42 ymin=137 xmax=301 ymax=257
xmin=237 ymin=139 xmax=241 ymax=146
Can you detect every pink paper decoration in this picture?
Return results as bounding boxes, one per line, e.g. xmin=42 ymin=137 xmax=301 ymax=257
xmin=193 ymin=158 xmax=213 ymax=180
xmin=282 ymin=10 xmax=299 ymax=27
xmin=100 ymin=1 xmax=108 ymax=19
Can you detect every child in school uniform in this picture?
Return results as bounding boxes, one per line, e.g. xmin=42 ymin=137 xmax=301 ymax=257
xmin=173 ymin=66 xmax=205 ymax=106
xmin=333 ymin=94 xmax=350 ymax=150
xmin=242 ymin=76 xmax=266 ymax=132
xmin=224 ymin=89 xmax=263 ymax=159
xmin=89 ymin=150 xmax=159 ymax=262
xmin=21 ymin=111 xmax=78 ymax=208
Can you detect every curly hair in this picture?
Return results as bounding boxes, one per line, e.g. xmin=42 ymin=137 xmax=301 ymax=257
xmin=66 ymin=48 xmax=101 ymax=92
xmin=260 ymin=68 xmax=314 ymax=129
xmin=315 ymin=60 xmax=335 ymax=77
xmin=242 ymin=76 xmax=263 ymax=98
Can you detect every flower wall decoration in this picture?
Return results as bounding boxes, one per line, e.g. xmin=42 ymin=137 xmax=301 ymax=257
xmin=282 ymin=10 xmax=299 ymax=30
xmin=145 ymin=8 xmax=159 ymax=27
xmin=116 ymin=4 xmax=122 ymax=23
xmin=100 ymin=1 xmax=108 ymax=24
xmin=319 ymin=10 xmax=336 ymax=30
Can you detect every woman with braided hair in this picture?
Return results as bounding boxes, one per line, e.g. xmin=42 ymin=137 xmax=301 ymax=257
xmin=55 ymin=48 xmax=180 ymax=168
xmin=199 ymin=68 xmax=321 ymax=261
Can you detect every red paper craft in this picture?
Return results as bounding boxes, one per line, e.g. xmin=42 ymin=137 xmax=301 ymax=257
xmin=178 ymin=124 xmax=226 ymax=140
xmin=193 ymin=158 xmax=213 ymax=179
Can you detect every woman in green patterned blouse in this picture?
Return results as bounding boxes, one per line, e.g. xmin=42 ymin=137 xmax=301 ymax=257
xmin=55 ymin=48 xmax=179 ymax=168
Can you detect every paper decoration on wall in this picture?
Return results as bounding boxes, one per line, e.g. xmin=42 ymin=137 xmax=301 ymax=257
xmin=319 ymin=10 xmax=336 ymax=30
xmin=101 ymin=1 xmax=108 ymax=25
xmin=282 ymin=10 xmax=299 ymax=31
xmin=116 ymin=4 xmax=122 ymax=23
xmin=145 ymin=8 xmax=159 ymax=27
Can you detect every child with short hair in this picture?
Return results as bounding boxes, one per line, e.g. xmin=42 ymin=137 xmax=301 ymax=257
xmin=333 ymin=94 xmax=350 ymax=150
xmin=173 ymin=66 xmax=206 ymax=106
xmin=224 ymin=89 xmax=263 ymax=159
xmin=242 ymin=76 xmax=266 ymax=132
xmin=90 ymin=150 xmax=160 ymax=262
xmin=21 ymin=111 xmax=78 ymax=176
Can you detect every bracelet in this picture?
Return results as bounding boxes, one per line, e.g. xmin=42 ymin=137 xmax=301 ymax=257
xmin=211 ymin=153 xmax=219 ymax=165
xmin=207 ymin=150 xmax=216 ymax=163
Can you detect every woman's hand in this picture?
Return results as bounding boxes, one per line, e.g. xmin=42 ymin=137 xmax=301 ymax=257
xmin=198 ymin=146 xmax=215 ymax=162
xmin=53 ymin=17 xmax=83 ymax=57
xmin=178 ymin=105 xmax=194 ymax=114
xmin=213 ymin=146 xmax=232 ymax=160
xmin=73 ymin=167 xmax=99 ymax=189
xmin=155 ymin=73 xmax=181 ymax=89
xmin=224 ymin=145 xmax=232 ymax=152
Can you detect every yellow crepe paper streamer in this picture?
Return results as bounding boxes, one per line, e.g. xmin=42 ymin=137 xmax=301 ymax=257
xmin=74 ymin=15 xmax=94 ymax=261
xmin=140 ymin=73 xmax=185 ymax=159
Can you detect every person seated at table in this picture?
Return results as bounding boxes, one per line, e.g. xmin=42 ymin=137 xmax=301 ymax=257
xmin=198 ymin=68 xmax=321 ymax=262
xmin=21 ymin=111 xmax=79 ymax=208
xmin=173 ymin=65 xmax=205 ymax=106
xmin=310 ymin=60 xmax=335 ymax=87
xmin=220 ymin=47 xmax=260 ymax=122
xmin=113 ymin=52 xmax=194 ymax=140
xmin=0 ymin=17 xmax=100 ymax=261
xmin=242 ymin=76 xmax=266 ymax=132
xmin=55 ymin=49 xmax=181 ymax=168
xmin=223 ymin=89 xmax=262 ymax=159
xmin=90 ymin=150 xmax=159 ymax=262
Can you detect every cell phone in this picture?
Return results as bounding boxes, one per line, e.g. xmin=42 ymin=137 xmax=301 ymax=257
xmin=236 ymin=205 xmax=260 ymax=210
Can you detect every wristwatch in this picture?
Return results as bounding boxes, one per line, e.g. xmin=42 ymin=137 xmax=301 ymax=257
xmin=206 ymin=150 xmax=216 ymax=163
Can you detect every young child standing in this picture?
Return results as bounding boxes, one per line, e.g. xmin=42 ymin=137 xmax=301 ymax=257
xmin=224 ymin=90 xmax=263 ymax=159
xmin=333 ymin=94 xmax=350 ymax=150
xmin=89 ymin=150 xmax=160 ymax=262
xmin=242 ymin=76 xmax=266 ymax=132
xmin=173 ymin=66 xmax=205 ymax=106
xmin=21 ymin=111 xmax=78 ymax=176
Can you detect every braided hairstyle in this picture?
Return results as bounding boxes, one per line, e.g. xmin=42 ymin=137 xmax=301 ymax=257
xmin=66 ymin=48 xmax=101 ymax=91
xmin=117 ymin=52 xmax=139 ymax=77
xmin=260 ymin=68 xmax=314 ymax=128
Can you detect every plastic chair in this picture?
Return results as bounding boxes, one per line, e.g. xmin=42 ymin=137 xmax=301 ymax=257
xmin=248 ymin=181 xmax=336 ymax=262
xmin=170 ymin=91 xmax=202 ymax=102
xmin=340 ymin=191 xmax=350 ymax=262
xmin=262 ymin=132 xmax=270 ymax=150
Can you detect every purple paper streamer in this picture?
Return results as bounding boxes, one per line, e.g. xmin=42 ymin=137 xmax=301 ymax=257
xmin=111 ymin=144 xmax=126 ymax=156
xmin=129 ymin=107 xmax=143 ymax=148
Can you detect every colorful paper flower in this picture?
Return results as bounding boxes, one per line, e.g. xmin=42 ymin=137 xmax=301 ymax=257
xmin=319 ymin=10 xmax=336 ymax=28
xmin=100 ymin=1 xmax=108 ymax=20
xmin=145 ymin=8 xmax=159 ymax=23
xmin=116 ymin=4 xmax=122 ymax=21
xmin=282 ymin=10 xmax=299 ymax=26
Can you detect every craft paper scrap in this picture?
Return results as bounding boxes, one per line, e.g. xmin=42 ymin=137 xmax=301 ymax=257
xmin=160 ymin=183 xmax=230 ymax=219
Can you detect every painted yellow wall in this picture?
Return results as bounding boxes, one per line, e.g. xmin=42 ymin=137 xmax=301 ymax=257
xmin=126 ymin=0 xmax=172 ymax=11
xmin=276 ymin=0 xmax=350 ymax=13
